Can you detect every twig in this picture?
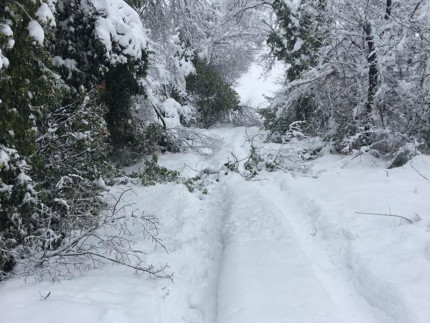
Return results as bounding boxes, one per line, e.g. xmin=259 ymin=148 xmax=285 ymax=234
xmin=410 ymin=163 xmax=429 ymax=181
xmin=64 ymin=252 xmax=172 ymax=280
xmin=341 ymin=151 xmax=364 ymax=169
xmin=355 ymin=211 xmax=413 ymax=224
xmin=40 ymin=291 xmax=51 ymax=301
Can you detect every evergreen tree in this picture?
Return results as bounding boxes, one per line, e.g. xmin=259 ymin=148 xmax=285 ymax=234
xmin=186 ymin=56 xmax=240 ymax=127
xmin=54 ymin=0 xmax=148 ymax=152
xmin=267 ymin=0 xmax=325 ymax=82
xmin=0 ymin=0 xmax=61 ymax=276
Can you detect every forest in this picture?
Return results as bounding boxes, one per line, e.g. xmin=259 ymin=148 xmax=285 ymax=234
xmin=1 ymin=1 xmax=430 ymax=321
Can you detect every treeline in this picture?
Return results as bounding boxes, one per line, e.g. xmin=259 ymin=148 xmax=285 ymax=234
xmin=262 ymin=0 xmax=430 ymax=166
xmin=0 ymin=0 xmax=264 ymax=277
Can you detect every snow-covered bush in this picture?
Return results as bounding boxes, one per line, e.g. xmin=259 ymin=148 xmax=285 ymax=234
xmin=0 ymin=146 xmax=37 ymax=278
xmin=130 ymin=155 xmax=180 ymax=186
xmin=54 ymin=0 xmax=148 ymax=152
xmin=1 ymin=0 xmax=158 ymax=278
xmin=263 ymin=0 xmax=430 ymax=165
xmin=0 ymin=0 xmax=62 ymax=276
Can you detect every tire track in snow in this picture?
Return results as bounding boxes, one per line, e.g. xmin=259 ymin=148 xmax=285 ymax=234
xmin=161 ymin=125 xmax=391 ymax=322
xmin=259 ymin=176 xmax=398 ymax=323
xmin=214 ymin=174 xmax=343 ymax=323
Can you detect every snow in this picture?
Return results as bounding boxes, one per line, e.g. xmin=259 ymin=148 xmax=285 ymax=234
xmin=0 ymin=146 xmax=17 ymax=171
xmin=284 ymin=154 xmax=430 ymax=322
xmin=96 ymin=176 xmax=109 ymax=191
xmin=16 ymin=172 xmax=32 ymax=184
xmin=139 ymin=33 xmax=196 ymax=127
xmin=179 ymin=56 xmax=195 ymax=76
xmin=36 ymin=3 xmax=56 ymax=27
xmin=89 ymin=0 xmax=148 ymax=64
xmin=293 ymin=37 xmax=303 ymax=52
xmin=53 ymin=56 xmax=77 ymax=69
xmin=52 ymin=56 xmax=79 ymax=79
xmin=283 ymin=0 xmax=301 ymax=16
xmin=1 ymin=126 xmax=430 ymax=323
xmin=177 ymin=104 xmax=197 ymax=124
xmin=0 ymin=148 xmax=11 ymax=168
xmin=0 ymin=24 xmax=13 ymax=69
xmin=160 ymin=98 xmax=182 ymax=129
xmin=54 ymin=198 xmax=69 ymax=209
xmin=217 ymin=174 xmax=342 ymax=323
xmin=0 ymin=50 xmax=9 ymax=69
xmin=28 ymin=20 xmax=45 ymax=46
xmin=0 ymin=23 xmax=13 ymax=37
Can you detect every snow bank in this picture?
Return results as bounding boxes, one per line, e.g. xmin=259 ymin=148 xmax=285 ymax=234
xmin=0 ymin=179 xmax=225 ymax=323
xmin=264 ymin=153 xmax=430 ymax=323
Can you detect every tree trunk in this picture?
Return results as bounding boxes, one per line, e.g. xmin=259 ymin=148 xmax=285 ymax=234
xmin=364 ymin=21 xmax=378 ymax=132
xmin=385 ymin=0 xmax=392 ymax=20
xmin=152 ymin=103 xmax=167 ymax=130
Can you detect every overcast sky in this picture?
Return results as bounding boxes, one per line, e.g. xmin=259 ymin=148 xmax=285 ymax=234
xmin=235 ymin=61 xmax=284 ymax=108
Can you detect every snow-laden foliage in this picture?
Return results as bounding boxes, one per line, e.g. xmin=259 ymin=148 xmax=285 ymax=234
xmin=0 ymin=146 xmax=36 ymax=275
xmin=89 ymin=0 xmax=148 ymax=64
xmin=0 ymin=0 xmax=151 ymax=277
xmin=138 ymin=32 xmax=197 ymax=129
xmin=136 ymin=0 xmax=269 ymax=129
xmin=264 ymin=0 xmax=430 ymax=163
xmin=0 ymin=23 xmax=13 ymax=69
xmin=54 ymin=0 xmax=148 ymax=153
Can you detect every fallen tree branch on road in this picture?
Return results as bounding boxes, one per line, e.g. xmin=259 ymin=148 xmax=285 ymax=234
xmin=355 ymin=211 xmax=413 ymax=224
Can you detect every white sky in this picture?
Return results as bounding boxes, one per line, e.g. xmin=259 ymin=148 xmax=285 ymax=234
xmin=234 ymin=61 xmax=284 ymax=108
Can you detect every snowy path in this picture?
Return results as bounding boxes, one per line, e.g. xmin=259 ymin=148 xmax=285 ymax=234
xmin=1 ymin=125 xmax=429 ymax=323
xmin=215 ymin=176 xmax=342 ymax=323
xmin=178 ymin=126 xmax=407 ymax=323
xmin=158 ymin=126 xmax=383 ymax=323
xmin=158 ymin=125 xmax=425 ymax=323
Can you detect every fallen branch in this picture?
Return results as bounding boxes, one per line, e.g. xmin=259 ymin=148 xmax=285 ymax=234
xmin=341 ymin=151 xmax=364 ymax=169
xmin=410 ymin=163 xmax=429 ymax=181
xmin=151 ymin=103 xmax=166 ymax=130
xmin=173 ymin=128 xmax=223 ymax=155
xmin=355 ymin=211 xmax=413 ymax=224
xmin=12 ymin=188 xmax=171 ymax=281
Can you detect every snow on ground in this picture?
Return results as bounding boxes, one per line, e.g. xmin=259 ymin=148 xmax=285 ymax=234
xmin=1 ymin=125 xmax=430 ymax=323
xmin=216 ymin=174 xmax=343 ymax=323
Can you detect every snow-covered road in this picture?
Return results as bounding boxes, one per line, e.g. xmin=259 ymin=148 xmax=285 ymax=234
xmin=216 ymin=175 xmax=342 ymax=323
xmin=1 ymin=125 xmax=429 ymax=323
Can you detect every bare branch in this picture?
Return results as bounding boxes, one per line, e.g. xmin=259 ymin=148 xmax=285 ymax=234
xmin=355 ymin=211 xmax=413 ymax=224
